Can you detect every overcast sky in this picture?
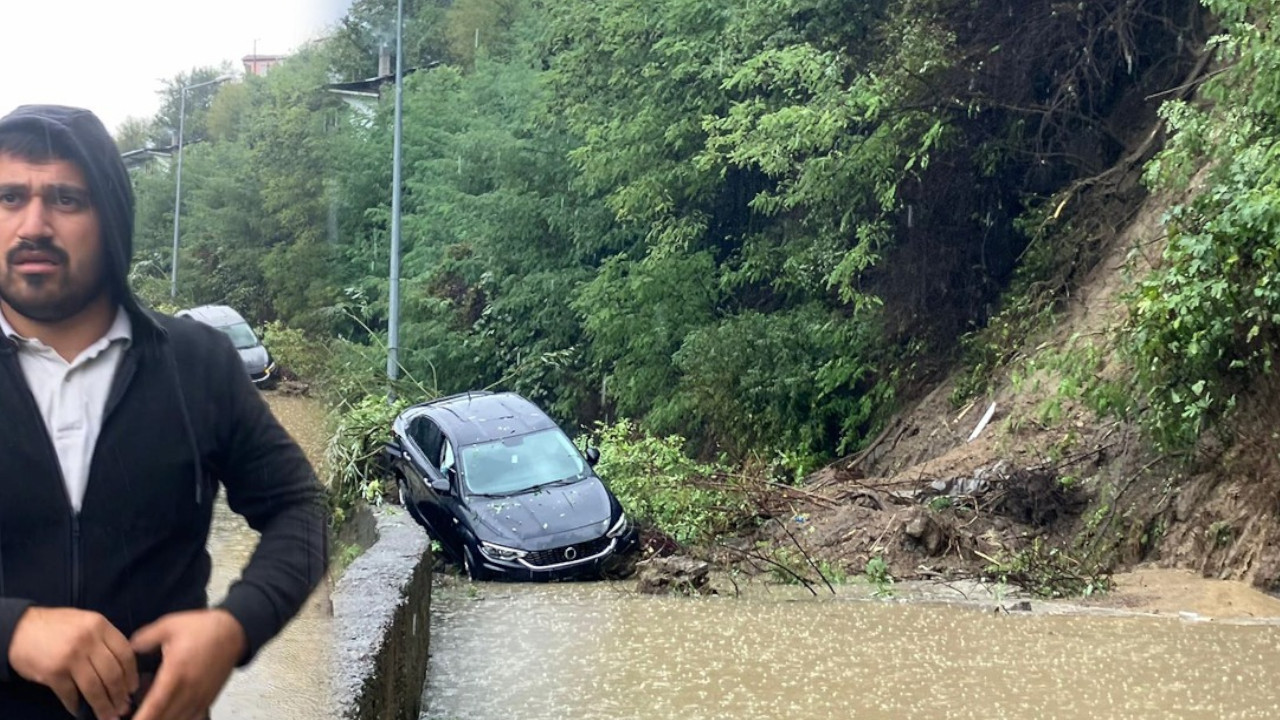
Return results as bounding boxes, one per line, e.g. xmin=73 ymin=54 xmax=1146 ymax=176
xmin=1 ymin=0 xmax=354 ymax=135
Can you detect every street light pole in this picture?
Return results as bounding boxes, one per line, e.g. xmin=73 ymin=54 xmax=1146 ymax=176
xmin=170 ymin=74 xmax=232 ymax=299
xmin=387 ymin=0 xmax=405 ymax=395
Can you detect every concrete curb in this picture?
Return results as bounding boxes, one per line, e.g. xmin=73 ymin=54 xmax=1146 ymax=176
xmin=331 ymin=506 xmax=433 ymax=720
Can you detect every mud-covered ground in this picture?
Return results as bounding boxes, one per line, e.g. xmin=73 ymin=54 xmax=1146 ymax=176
xmin=732 ymin=157 xmax=1280 ymax=608
xmin=263 ymin=389 xmax=332 ymax=475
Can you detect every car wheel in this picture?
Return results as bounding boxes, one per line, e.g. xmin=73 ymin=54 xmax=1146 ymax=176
xmin=462 ymin=544 xmax=488 ymax=581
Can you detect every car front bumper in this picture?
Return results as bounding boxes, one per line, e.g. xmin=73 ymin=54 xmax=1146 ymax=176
xmin=476 ymin=528 xmax=641 ymax=581
xmin=249 ymin=361 xmax=278 ymax=386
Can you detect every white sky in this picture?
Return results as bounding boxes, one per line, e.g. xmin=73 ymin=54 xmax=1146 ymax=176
xmin=0 ymin=0 xmax=355 ymax=135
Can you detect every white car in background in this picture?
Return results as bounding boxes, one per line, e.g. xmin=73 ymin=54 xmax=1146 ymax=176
xmin=176 ymin=304 xmax=278 ymax=388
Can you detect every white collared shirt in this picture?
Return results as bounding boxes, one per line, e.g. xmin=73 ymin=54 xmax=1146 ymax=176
xmin=0 ymin=306 xmax=132 ymax=512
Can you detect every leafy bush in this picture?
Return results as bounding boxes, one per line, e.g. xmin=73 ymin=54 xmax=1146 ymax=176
xmin=589 ymin=420 xmax=751 ymax=545
xmin=864 ymin=556 xmax=895 ymax=598
xmin=129 ymin=274 xmax=184 ymax=317
xmin=262 ymin=320 xmax=415 ymax=405
xmin=325 ymin=394 xmax=411 ymax=530
xmin=1125 ymin=104 xmax=1280 ymax=449
xmin=261 ymin=321 xmax=331 ymax=383
xmin=1112 ymin=2 xmax=1280 ymax=450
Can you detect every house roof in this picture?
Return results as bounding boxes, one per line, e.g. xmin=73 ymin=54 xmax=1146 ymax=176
xmin=323 ymin=61 xmax=441 ymax=96
xmin=120 ymin=146 xmax=175 ymax=170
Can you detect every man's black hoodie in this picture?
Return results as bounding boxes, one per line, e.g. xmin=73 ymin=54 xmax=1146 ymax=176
xmin=0 ymin=105 xmax=329 ymax=718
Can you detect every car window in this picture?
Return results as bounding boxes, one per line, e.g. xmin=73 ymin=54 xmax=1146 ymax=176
xmin=440 ymin=441 xmax=455 ymax=476
xmin=460 ymin=428 xmax=587 ymax=496
xmin=220 ymin=322 xmax=260 ymax=350
xmin=409 ymin=416 xmax=444 ymax=464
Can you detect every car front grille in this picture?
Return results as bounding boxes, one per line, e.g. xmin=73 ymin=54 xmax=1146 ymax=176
xmin=524 ymin=536 xmax=613 ymax=567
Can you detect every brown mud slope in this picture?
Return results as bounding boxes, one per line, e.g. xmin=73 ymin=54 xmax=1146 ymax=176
xmin=762 ymin=151 xmax=1280 ymax=600
xmin=1150 ymin=377 xmax=1280 ymax=594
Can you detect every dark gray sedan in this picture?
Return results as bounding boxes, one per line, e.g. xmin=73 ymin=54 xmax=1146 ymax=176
xmin=384 ymin=391 xmax=638 ymax=580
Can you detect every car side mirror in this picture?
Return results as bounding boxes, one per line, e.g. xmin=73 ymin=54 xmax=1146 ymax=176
xmin=585 ymin=447 xmax=601 ymax=466
xmin=429 ymin=473 xmax=451 ymax=494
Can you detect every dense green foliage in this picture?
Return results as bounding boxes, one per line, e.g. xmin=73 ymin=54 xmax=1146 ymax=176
xmin=325 ymin=394 xmax=411 ymax=529
xmin=123 ymin=0 xmax=1204 ymax=480
xmin=1123 ymin=0 xmax=1280 ymax=450
xmin=590 ymin=420 xmax=748 ymax=545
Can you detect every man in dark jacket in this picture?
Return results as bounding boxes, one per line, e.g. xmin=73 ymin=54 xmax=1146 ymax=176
xmin=0 ymin=105 xmax=329 ymax=720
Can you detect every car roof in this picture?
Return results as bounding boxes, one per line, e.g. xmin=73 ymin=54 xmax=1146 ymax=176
xmin=175 ymin=304 xmax=247 ymax=328
xmin=411 ymin=391 xmax=559 ymax=447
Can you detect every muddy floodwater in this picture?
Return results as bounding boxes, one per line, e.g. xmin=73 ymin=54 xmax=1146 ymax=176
xmin=207 ymin=498 xmax=336 ymax=720
xmin=423 ymin=579 xmax=1280 ymax=720
xmin=209 ymin=393 xmax=335 ymax=720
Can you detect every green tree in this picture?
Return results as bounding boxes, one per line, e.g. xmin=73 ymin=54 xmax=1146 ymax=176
xmin=327 ymin=0 xmax=451 ymax=81
xmin=151 ymin=64 xmax=237 ymax=148
xmin=445 ymin=0 xmax=525 ymax=67
xmin=1123 ymin=0 xmax=1280 ymax=450
xmin=114 ymin=116 xmax=155 ymax=153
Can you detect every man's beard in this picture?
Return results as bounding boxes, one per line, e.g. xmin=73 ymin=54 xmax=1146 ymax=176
xmin=0 ymin=241 xmax=109 ymax=323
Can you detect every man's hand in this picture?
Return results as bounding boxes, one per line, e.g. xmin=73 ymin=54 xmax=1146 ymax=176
xmin=129 ymin=609 xmax=246 ymax=720
xmin=8 ymin=607 xmax=139 ymax=720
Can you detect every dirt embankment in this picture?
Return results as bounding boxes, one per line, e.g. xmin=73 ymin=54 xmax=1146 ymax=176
xmin=759 ymin=147 xmax=1280 ymax=616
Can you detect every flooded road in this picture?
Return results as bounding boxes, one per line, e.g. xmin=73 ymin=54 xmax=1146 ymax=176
xmin=209 ymin=393 xmax=336 ymax=720
xmin=198 ymin=391 xmax=1280 ymax=720
xmin=423 ymin=579 xmax=1280 ymax=720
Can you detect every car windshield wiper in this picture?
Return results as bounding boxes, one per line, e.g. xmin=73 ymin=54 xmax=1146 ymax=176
xmin=470 ymin=475 xmax=583 ymax=498
xmin=522 ymin=476 xmax=582 ymax=493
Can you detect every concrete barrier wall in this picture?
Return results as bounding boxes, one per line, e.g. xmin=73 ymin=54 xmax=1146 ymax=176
xmin=331 ymin=506 xmax=433 ymax=720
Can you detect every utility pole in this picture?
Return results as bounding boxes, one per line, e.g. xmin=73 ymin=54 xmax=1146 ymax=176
xmin=170 ymin=74 xmax=231 ymax=299
xmin=169 ymin=87 xmax=187 ymax=300
xmin=387 ymin=0 xmax=405 ymax=398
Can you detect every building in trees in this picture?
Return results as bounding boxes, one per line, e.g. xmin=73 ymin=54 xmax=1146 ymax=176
xmin=243 ymin=54 xmax=288 ymax=76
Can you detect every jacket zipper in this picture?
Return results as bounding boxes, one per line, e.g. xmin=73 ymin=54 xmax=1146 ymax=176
xmin=71 ymin=345 xmax=136 ymax=609
xmin=71 ymin=515 xmax=81 ymax=607
xmin=3 ymin=327 xmax=145 ymax=611
xmin=2 ymin=351 xmax=94 ymax=608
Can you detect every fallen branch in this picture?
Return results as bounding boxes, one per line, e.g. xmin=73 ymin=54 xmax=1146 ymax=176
xmin=1143 ymin=51 xmax=1223 ymax=101
xmin=717 ymin=542 xmax=819 ymax=597
xmin=762 ymin=480 xmax=842 ymax=508
xmin=780 ymin=519 xmax=837 ymax=594
xmin=1029 ymin=440 xmax=1120 ymax=474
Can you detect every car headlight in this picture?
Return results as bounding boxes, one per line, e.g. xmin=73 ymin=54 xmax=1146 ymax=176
xmin=479 ymin=541 xmax=527 ymax=562
xmin=606 ymin=512 xmax=631 ymax=538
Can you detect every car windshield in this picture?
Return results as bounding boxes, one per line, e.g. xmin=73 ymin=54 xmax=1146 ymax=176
xmin=220 ymin=322 xmax=260 ymax=350
xmin=460 ymin=428 xmax=588 ymax=496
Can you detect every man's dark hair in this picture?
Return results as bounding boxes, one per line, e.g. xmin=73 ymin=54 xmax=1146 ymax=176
xmin=0 ymin=128 xmax=79 ymax=165
xmin=0 ymin=105 xmax=137 ymax=309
